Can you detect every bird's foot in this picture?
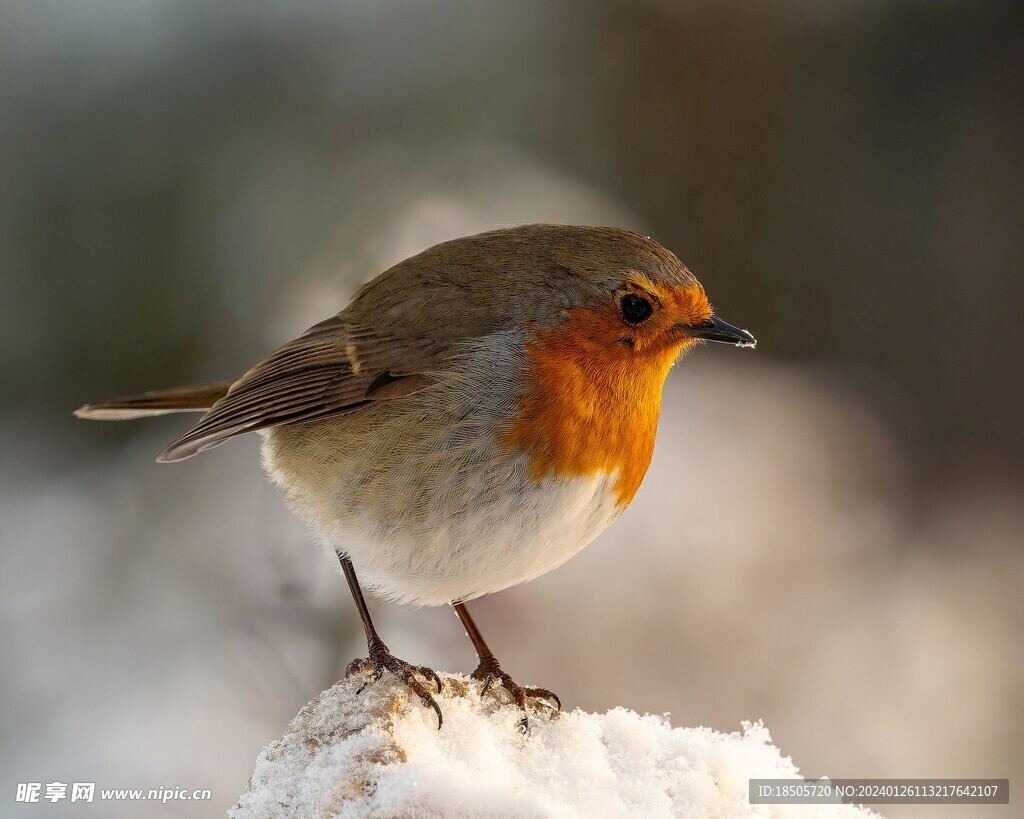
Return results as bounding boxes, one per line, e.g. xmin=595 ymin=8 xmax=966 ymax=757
xmin=346 ymin=638 xmax=444 ymax=729
xmin=471 ymin=655 xmax=560 ymax=731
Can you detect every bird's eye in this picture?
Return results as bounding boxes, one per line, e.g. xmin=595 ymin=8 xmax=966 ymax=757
xmin=620 ymin=293 xmax=653 ymax=324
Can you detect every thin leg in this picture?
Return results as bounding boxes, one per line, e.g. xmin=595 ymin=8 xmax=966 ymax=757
xmin=338 ymin=552 xmax=444 ymax=728
xmin=453 ymin=601 xmax=560 ymax=728
xmin=340 ymin=554 xmax=388 ymax=651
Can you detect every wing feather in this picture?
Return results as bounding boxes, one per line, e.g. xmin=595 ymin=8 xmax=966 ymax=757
xmin=157 ymin=316 xmax=441 ymax=462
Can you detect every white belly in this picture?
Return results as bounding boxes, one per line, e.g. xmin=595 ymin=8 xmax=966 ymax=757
xmin=314 ymin=463 xmax=616 ymax=606
xmin=259 ymin=331 xmax=623 ymax=606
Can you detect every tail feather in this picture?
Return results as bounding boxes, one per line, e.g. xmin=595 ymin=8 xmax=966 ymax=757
xmin=74 ymin=380 xmax=236 ymax=420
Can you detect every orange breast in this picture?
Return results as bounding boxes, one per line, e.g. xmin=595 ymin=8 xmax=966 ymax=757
xmin=503 ymin=307 xmax=684 ymax=507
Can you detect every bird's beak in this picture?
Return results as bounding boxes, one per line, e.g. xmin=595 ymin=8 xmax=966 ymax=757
xmin=679 ymin=316 xmax=757 ymax=348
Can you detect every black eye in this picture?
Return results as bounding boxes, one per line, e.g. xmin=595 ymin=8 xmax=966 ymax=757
xmin=620 ymin=293 xmax=653 ymax=324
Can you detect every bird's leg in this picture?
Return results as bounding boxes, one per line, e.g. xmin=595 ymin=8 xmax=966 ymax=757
xmin=338 ymin=552 xmax=444 ymax=729
xmin=453 ymin=601 xmax=560 ymax=729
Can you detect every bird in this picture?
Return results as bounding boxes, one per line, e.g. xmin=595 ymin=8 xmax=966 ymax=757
xmin=75 ymin=224 xmax=755 ymax=729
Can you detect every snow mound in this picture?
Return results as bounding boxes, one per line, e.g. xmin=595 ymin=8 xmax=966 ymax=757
xmin=230 ymin=674 xmax=878 ymax=818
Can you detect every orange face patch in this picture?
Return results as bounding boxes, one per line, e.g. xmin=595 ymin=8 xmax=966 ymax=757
xmin=504 ymin=283 xmax=710 ymax=507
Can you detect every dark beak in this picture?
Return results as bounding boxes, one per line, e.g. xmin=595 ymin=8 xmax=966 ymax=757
xmin=681 ymin=316 xmax=757 ymax=348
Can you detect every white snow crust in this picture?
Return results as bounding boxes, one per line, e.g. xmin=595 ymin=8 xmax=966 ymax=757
xmin=231 ymin=674 xmax=878 ymax=818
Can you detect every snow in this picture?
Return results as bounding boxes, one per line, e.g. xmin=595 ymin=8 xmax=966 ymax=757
xmin=230 ymin=673 xmax=878 ymax=818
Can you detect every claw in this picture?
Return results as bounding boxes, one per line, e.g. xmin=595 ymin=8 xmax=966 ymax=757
xmin=524 ymin=687 xmax=560 ymax=711
xmin=424 ymin=694 xmax=443 ymax=729
xmin=346 ymin=644 xmax=445 ymax=729
xmin=470 ymin=659 xmax=561 ymax=727
xmin=422 ymin=666 xmax=444 ymax=693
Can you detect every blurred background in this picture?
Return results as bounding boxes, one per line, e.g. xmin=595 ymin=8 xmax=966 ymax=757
xmin=2 ymin=0 xmax=1021 ymax=816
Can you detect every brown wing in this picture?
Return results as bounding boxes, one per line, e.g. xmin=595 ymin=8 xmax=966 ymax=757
xmin=156 ymin=315 xmax=442 ymax=462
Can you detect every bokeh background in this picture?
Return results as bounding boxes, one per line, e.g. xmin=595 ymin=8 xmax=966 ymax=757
xmin=2 ymin=1 xmax=1021 ymax=816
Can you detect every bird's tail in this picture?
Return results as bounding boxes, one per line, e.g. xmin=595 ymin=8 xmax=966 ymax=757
xmin=74 ymin=380 xmax=235 ymax=420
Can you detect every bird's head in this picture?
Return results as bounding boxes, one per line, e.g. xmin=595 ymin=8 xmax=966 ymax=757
xmin=527 ymin=225 xmax=755 ymax=368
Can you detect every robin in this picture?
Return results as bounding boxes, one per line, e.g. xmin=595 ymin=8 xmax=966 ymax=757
xmin=76 ymin=224 xmax=755 ymax=729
